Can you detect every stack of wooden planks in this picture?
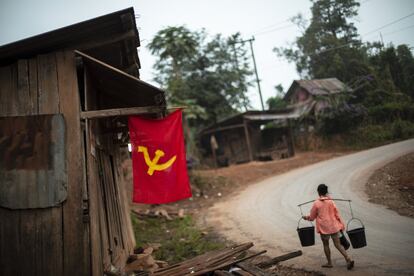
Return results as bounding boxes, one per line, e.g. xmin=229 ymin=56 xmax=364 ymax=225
xmin=152 ymin=242 xmax=263 ymax=276
xmin=130 ymin=243 xmax=303 ymax=276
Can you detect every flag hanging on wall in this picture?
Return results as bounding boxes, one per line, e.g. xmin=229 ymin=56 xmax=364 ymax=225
xmin=128 ymin=109 xmax=192 ymax=204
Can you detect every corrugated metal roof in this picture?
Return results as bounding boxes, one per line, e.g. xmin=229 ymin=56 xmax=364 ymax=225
xmin=284 ymin=78 xmax=352 ymax=102
xmin=0 ymin=8 xmax=141 ymax=76
xmin=297 ymin=78 xmax=352 ymax=95
xmin=200 ymin=104 xmax=313 ymax=136
xmin=244 ymin=113 xmax=300 ymax=120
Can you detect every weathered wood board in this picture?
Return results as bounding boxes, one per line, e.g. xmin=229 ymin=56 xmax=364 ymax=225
xmin=0 ymin=51 xmax=87 ymax=276
xmin=0 ymin=114 xmax=67 ymax=209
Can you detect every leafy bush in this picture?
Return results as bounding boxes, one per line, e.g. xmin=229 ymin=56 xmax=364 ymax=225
xmin=345 ymin=120 xmax=414 ymax=148
xmin=317 ymin=104 xmax=366 ymax=135
xmin=368 ymin=102 xmax=414 ymax=123
xmin=392 ymin=119 xmax=414 ymax=139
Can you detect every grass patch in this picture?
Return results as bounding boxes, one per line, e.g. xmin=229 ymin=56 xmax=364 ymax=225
xmin=131 ymin=213 xmax=224 ymax=264
xmin=189 ymin=171 xmax=232 ymax=195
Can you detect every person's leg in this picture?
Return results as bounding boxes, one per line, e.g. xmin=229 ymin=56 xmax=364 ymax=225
xmin=332 ymin=233 xmax=354 ymax=269
xmin=321 ymin=234 xmax=333 ymax=267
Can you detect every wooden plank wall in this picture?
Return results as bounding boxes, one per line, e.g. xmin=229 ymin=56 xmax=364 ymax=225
xmin=84 ymin=69 xmax=108 ymax=275
xmin=249 ymin=124 xmax=262 ymax=158
xmin=221 ymin=129 xmax=250 ymax=164
xmin=84 ymin=69 xmax=135 ymax=275
xmin=0 ymin=51 xmax=89 ymax=275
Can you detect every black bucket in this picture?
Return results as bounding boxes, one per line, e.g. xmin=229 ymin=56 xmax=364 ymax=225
xmin=297 ymin=218 xmax=315 ymax=247
xmin=346 ymin=218 xmax=367 ymax=248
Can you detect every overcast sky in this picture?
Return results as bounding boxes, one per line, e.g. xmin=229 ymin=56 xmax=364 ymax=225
xmin=1 ymin=0 xmax=413 ymax=109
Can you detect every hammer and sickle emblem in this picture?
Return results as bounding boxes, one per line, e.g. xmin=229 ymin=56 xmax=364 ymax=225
xmin=138 ymin=146 xmax=177 ymax=176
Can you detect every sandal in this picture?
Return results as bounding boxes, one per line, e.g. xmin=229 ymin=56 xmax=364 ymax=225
xmin=347 ymin=260 xmax=354 ymax=270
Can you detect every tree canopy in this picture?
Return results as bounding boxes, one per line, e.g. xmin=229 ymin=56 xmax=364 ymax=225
xmin=148 ymin=26 xmax=252 ymax=128
xmin=274 ymin=0 xmax=414 ymax=136
xmin=275 ymin=0 xmax=367 ymax=82
xmin=266 ymin=84 xmax=287 ymax=110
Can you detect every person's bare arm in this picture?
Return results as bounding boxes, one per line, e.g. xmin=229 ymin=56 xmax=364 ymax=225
xmin=303 ymin=203 xmax=318 ymax=221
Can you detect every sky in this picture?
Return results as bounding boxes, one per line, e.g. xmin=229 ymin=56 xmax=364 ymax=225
xmin=1 ymin=0 xmax=414 ymax=110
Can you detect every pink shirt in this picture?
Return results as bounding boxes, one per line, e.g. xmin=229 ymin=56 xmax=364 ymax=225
xmin=308 ymin=196 xmax=345 ymax=234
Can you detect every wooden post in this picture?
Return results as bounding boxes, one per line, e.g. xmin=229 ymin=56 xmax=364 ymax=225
xmin=243 ymin=119 xmax=253 ymax=162
xmin=287 ymin=119 xmax=295 ymax=157
xmin=210 ymin=135 xmax=218 ymax=169
xmin=212 ymin=147 xmax=217 ymax=169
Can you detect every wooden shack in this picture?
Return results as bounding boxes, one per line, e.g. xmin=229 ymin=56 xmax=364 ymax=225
xmin=199 ymin=110 xmax=296 ymax=166
xmin=284 ymin=78 xmax=352 ymax=115
xmin=0 ymin=8 xmax=166 ymax=276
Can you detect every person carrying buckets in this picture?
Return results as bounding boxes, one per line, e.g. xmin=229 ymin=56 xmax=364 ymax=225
xmin=302 ymin=184 xmax=355 ymax=270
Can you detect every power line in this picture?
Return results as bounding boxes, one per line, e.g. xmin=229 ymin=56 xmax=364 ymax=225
xmin=362 ymin=11 xmax=414 ymax=36
xmin=248 ymin=12 xmax=310 ymax=37
xmin=251 ymin=18 xmax=292 ymax=34
xmin=254 ymin=23 xmax=297 ymax=36
xmin=251 ymin=0 xmax=374 ymax=36
xmin=309 ymin=11 xmax=414 ymax=56
xmin=381 ymin=23 xmax=414 ymax=37
xmin=250 ymin=1 xmax=378 ymax=37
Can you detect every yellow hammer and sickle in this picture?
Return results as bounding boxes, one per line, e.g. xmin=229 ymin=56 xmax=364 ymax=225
xmin=137 ymin=146 xmax=177 ymax=176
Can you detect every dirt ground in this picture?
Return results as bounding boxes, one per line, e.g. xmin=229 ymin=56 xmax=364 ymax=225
xmin=125 ymin=152 xmax=349 ymax=212
xmin=191 ymin=152 xmax=353 ymax=210
xmin=125 ymin=152 xmax=349 ymax=276
xmin=125 ymin=150 xmax=414 ymax=275
xmin=365 ymin=152 xmax=414 ymax=218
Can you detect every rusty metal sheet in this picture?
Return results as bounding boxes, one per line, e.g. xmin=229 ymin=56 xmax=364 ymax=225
xmin=0 ymin=114 xmax=67 ymax=209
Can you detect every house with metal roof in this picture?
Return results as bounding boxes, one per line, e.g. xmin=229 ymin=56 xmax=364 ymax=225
xmin=198 ymin=78 xmax=352 ymax=165
xmin=284 ymin=78 xmax=352 ymax=116
xmin=199 ymin=109 xmax=296 ymax=165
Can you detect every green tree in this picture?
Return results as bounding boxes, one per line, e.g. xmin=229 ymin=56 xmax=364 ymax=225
xmin=149 ymin=27 xmax=252 ymax=127
xmin=267 ymin=84 xmax=287 ymax=110
xmin=274 ymin=0 xmax=368 ymax=83
xmin=396 ymin=45 xmax=414 ymax=100
xmin=273 ymin=0 xmax=414 ymax=143
xmin=148 ymin=26 xmax=199 ymax=103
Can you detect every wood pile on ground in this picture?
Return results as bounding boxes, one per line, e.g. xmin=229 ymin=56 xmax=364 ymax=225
xmin=131 ymin=208 xmax=186 ymax=220
xmin=118 ymin=242 xmax=303 ymax=276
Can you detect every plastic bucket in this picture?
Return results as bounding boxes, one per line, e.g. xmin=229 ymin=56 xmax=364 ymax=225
xmin=346 ymin=218 xmax=367 ymax=248
xmin=297 ymin=218 xmax=315 ymax=247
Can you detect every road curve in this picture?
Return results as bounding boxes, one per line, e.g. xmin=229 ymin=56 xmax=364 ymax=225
xmin=205 ymin=139 xmax=414 ymax=275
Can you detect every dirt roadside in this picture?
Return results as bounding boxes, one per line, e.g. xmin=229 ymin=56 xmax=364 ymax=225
xmin=365 ymin=152 xmax=414 ymax=218
xmin=126 ymin=149 xmax=414 ymax=275
xmin=126 ymin=152 xmax=350 ymax=212
xmin=189 ymin=152 xmax=350 ymax=209
xmin=126 ymin=152 xmax=348 ymax=275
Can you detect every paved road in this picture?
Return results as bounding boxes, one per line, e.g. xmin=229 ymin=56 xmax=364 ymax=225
xmin=205 ymin=139 xmax=414 ymax=275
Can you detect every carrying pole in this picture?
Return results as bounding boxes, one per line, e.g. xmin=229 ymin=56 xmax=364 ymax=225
xmin=297 ymin=198 xmax=352 ymax=207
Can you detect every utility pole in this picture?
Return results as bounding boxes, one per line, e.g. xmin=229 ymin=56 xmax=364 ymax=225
xmin=232 ymin=36 xmax=265 ymax=111
xmin=247 ymin=37 xmax=265 ymax=111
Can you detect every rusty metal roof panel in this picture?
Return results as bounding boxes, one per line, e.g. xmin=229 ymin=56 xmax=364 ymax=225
xmin=297 ymin=78 xmax=352 ymax=95
xmin=200 ymin=108 xmax=297 ymax=135
xmin=0 ymin=7 xmax=141 ymax=75
xmin=76 ymin=51 xmax=165 ymax=108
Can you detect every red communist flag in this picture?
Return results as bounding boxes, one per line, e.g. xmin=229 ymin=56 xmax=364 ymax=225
xmin=128 ymin=109 xmax=191 ymax=204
